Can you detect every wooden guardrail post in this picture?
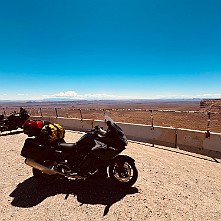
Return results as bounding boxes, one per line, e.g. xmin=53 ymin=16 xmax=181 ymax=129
xmin=39 ymin=108 xmax=43 ymax=118
xmin=150 ymin=109 xmax=154 ymax=129
xmin=205 ymin=111 xmax=211 ymax=138
xmin=79 ymin=109 xmax=83 ymax=120
xmin=55 ymin=108 xmax=58 ymax=118
xmin=149 ymin=109 xmax=154 ymax=147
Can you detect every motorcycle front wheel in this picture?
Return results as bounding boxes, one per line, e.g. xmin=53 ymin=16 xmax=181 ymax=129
xmin=109 ymin=158 xmax=138 ymax=188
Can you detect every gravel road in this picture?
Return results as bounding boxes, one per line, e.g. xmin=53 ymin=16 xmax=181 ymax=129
xmin=1 ymin=130 xmax=221 ymax=221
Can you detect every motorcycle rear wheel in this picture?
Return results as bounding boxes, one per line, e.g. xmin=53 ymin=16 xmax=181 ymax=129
xmin=109 ymin=159 xmax=138 ymax=188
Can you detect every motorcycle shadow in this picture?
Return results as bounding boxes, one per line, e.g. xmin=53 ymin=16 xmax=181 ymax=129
xmin=10 ymin=176 xmax=138 ymax=216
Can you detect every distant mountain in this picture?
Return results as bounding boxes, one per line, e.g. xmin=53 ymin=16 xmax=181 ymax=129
xmin=200 ymin=99 xmax=221 ymax=111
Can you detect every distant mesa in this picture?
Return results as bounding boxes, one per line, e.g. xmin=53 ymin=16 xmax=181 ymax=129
xmin=200 ymin=99 xmax=221 ymax=111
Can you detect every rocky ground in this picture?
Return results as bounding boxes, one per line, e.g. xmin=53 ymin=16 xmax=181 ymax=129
xmin=1 ymin=130 xmax=221 ymax=221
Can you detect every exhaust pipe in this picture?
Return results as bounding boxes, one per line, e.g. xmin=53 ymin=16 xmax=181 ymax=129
xmin=25 ymin=158 xmax=87 ymax=180
xmin=25 ymin=158 xmax=58 ymax=175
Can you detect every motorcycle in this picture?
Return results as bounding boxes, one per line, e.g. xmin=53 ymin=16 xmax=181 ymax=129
xmin=21 ymin=114 xmax=138 ymax=188
xmin=0 ymin=108 xmax=30 ymax=132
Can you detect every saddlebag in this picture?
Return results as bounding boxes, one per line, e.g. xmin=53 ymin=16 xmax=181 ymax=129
xmin=21 ymin=138 xmax=52 ymax=161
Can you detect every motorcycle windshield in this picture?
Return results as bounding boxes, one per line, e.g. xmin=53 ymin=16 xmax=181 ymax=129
xmin=104 ymin=114 xmax=127 ymax=145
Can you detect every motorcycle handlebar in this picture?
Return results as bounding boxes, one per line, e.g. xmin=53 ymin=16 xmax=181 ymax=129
xmin=93 ymin=126 xmax=106 ymax=136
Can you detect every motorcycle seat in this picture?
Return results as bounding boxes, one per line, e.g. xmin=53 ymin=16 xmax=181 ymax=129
xmin=58 ymin=143 xmax=77 ymax=152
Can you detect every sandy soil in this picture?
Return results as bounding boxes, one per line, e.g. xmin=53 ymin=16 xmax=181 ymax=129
xmin=1 ymin=130 xmax=221 ymax=221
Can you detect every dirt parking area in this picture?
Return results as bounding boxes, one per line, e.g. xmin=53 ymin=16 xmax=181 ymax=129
xmin=1 ymin=130 xmax=221 ymax=221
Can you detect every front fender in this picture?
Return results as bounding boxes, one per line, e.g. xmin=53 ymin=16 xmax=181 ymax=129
xmin=111 ymin=155 xmax=135 ymax=165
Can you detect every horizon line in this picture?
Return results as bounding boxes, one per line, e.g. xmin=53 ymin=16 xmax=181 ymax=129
xmin=0 ymin=97 xmax=221 ymax=103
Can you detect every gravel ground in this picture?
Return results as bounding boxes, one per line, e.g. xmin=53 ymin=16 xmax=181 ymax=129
xmin=0 ymin=130 xmax=221 ymax=221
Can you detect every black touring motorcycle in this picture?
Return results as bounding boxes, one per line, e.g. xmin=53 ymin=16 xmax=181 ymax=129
xmin=0 ymin=108 xmax=30 ymax=132
xmin=21 ymin=114 xmax=138 ymax=188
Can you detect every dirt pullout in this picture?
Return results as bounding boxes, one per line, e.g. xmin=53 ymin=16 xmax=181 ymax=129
xmin=1 ymin=130 xmax=220 ymax=220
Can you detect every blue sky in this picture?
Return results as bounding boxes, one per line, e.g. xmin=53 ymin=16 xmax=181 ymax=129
xmin=0 ymin=0 xmax=221 ymax=100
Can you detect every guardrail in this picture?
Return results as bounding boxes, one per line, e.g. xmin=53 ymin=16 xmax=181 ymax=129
xmin=30 ymin=115 xmax=221 ymax=159
xmin=1 ymin=106 xmax=221 ymax=158
xmin=1 ymin=107 xmax=221 ymax=133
